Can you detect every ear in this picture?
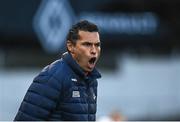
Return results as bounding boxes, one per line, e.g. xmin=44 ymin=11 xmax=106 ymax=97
xmin=67 ymin=40 xmax=75 ymax=54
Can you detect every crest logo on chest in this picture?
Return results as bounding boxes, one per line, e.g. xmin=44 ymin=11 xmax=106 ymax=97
xmin=72 ymin=91 xmax=80 ymax=97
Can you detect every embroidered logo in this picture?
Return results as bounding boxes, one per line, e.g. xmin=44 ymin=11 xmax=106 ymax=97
xmin=72 ymin=91 xmax=80 ymax=97
xmin=71 ymin=78 xmax=77 ymax=82
xmin=93 ymin=93 xmax=96 ymax=100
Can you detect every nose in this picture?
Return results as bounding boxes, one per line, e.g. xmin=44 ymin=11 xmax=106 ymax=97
xmin=90 ymin=45 xmax=96 ymax=55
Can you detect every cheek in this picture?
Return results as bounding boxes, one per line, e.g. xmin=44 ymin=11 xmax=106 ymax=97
xmin=76 ymin=50 xmax=88 ymax=61
xmin=97 ymin=48 xmax=101 ymax=54
xmin=79 ymin=47 xmax=89 ymax=55
xmin=97 ymin=48 xmax=101 ymax=58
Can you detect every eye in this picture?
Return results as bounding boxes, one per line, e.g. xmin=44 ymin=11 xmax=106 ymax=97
xmin=95 ymin=43 xmax=101 ymax=47
xmin=82 ymin=42 xmax=92 ymax=47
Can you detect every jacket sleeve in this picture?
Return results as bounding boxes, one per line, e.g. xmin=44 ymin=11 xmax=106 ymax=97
xmin=14 ymin=74 xmax=62 ymax=121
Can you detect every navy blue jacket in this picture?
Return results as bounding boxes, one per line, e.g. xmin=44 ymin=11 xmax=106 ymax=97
xmin=14 ymin=52 xmax=101 ymax=121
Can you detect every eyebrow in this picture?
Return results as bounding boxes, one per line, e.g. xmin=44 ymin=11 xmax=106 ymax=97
xmin=81 ymin=41 xmax=101 ymax=45
xmin=81 ymin=40 xmax=100 ymax=43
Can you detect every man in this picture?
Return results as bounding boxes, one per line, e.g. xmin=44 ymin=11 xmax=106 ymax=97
xmin=14 ymin=20 xmax=101 ymax=121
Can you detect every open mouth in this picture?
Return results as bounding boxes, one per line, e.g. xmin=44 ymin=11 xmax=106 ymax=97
xmin=89 ymin=57 xmax=96 ymax=65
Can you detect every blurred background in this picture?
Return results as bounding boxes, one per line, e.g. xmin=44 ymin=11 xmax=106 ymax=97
xmin=0 ymin=0 xmax=180 ymax=121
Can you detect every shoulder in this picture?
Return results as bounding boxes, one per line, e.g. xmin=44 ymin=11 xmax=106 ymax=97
xmin=38 ymin=59 xmax=69 ymax=78
xmin=32 ymin=60 xmax=62 ymax=87
xmin=33 ymin=59 xmax=73 ymax=88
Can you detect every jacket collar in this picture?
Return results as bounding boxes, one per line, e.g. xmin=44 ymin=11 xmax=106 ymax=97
xmin=62 ymin=52 xmax=101 ymax=80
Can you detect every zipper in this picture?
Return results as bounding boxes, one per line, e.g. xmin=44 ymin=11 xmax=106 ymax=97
xmin=86 ymin=80 xmax=90 ymax=121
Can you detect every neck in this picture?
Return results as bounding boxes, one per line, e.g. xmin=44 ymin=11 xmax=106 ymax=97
xmin=85 ymin=71 xmax=89 ymax=76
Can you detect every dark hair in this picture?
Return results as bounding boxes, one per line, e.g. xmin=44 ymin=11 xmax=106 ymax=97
xmin=67 ymin=20 xmax=99 ymax=44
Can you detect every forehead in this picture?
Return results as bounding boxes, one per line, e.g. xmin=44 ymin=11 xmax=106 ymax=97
xmin=78 ymin=30 xmax=100 ymax=42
